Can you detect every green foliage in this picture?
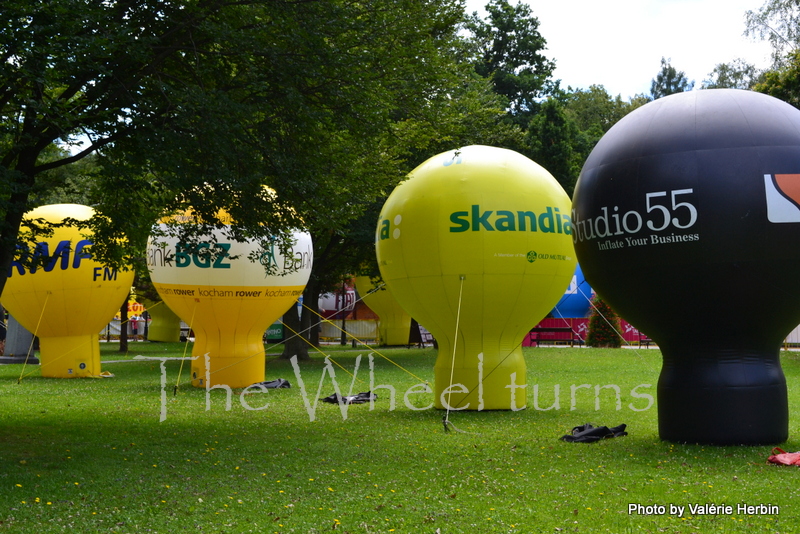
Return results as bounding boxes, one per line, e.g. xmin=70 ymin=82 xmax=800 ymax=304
xmin=754 ymin=50 xmax=800 ymax=109
xmin=562 ymin=85 xmax=646 ymax=135
xmin=650 ymin=57 xmax=694 ymax=100
xmin=523 ymin=86 xmax=647 ymax=196
xmin=389 ymin=72 xmax=523 ymax=163
xmin=703 ymin=59 xmax=763 ymax=89
xmin=744 ymin=1 xmax=800 ymax=109
xmin=563 ymin=86 xmax=648 ymax=171
xmin=746 ymin=0 xmax=800 ymax=67
xmin=586 ymin=295 xmax=622 ymax=348
xmin=525 ymin=99 xmax=581 ymax=195
xmin=464 ymin=0 xmax=555 ymax=127
xmin=0 ymin=0 xmax=484 ymax=295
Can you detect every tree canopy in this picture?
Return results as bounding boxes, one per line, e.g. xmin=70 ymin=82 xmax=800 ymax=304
xmin=702 ymin=59 xmax=762 ymax=89
xmin=523 ymin=85 xmax=646 ymax=195
xmin=650 ymin=57 xmax=694 ymax=99
xmin=746 ymin=0 xmax=800 ymax=67
xmin=754 ymin=50 xmax=800 ymax=108
xmin=464 ymin=0 xmax=555 ymax=127
xmin=0 ymin=0 xmax=485 ymax=298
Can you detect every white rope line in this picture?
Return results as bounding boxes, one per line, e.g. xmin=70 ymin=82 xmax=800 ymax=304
xmin=443 ymin=275 xmax=472 ymax=434
xmin=265 ymin=282 xmax=387 ymax=354
xmin=576 ymin=285 xmax=657 ymax=371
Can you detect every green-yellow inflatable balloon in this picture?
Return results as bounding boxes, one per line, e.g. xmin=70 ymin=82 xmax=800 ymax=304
xmin=354 ymin=275 xmax=411 ymax=346
xmin=139 ymin=297 xmax=182 ymax=343
xmin=1 ymin=204 xmax=134 ymax=377
xmin=376 ymin=146 xmax=575 ymax=410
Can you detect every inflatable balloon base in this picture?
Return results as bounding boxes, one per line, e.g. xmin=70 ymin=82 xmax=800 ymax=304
xmin=658 ymin=347 xmax=787 ymax=445
xmin=189 ymin=335 xmax=267 ymax=389
xmin=433 ymin=348 xmax=527 ymax=411
xmin=39 ymin=334 xmax=102 ymax=378
xmin=380 ymin=325 xmax=412 ymax=347
xmin=354 ymin=276 xmax=412 ymax=346
xmin=140 ymin=298 xmax=181 ymax=342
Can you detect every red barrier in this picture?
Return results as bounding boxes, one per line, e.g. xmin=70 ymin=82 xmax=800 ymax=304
xmin=522 ymin=317 xmax=649 ymax=347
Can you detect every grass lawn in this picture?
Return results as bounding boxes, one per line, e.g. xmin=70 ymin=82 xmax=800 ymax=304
xmin=1 ymin=342 xmax=799 ymax=533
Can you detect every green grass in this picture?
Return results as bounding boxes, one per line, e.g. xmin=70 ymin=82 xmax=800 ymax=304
xmin=1 ymin=343 xmax=799 ymax=533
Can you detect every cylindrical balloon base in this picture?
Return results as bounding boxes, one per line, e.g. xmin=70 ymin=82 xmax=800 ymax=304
xmin=146 ymin=304 xmax=181 ymax=342
xmin=39 ymin=334 xmax=102 ymax=378
xmin=380 ymin=321 xmax=412 ymax=346
xmin=657 ymin=348 xmax=787 ymax=445
xmin=190 ymin=335 xmax=265 ymax=389
xmin=433 ymin=347 xmax=527 ymax=411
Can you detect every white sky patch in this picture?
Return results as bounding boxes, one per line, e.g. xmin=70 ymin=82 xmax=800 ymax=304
xmin=465 ymin=0 xmax=774 ymax=99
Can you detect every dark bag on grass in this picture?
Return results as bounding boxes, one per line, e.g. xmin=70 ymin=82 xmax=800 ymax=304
xmin=321 ymin=391 xmax=377 ymax=405
xmin=560 ymin=423 xmax=627 ymax=443
xmin=249 ymin=378 xmax=291 ymax=389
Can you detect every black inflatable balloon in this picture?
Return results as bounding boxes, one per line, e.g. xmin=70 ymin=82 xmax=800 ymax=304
xmin=572 ymin=89 xmax=800 ymax=445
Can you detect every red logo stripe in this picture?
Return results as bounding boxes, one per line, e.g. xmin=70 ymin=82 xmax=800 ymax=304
xmin=773 ymin=174 xmax=800 ymax=209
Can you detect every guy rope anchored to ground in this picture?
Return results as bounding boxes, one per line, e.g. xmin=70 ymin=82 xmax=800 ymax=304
xmin=167 ymin=281 xmax=431 ymax=394
xmin=291 ymin=285 xmax=430 ymax=387
xmin=17 ymin=292 xmax=50 ymax=383
xmin=441 ymin=275 xmax=472 ymax=434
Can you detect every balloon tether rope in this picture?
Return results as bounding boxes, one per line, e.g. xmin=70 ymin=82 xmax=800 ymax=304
xmin=266 ymin=284 xmax=386 ymax=353
xmin=297 ymin=296 xmax=429 ymax=385
xmin=577 ymin=286 xmax=656 ymax=372
xmin=18 ymin=292 xmax=50 ymax=384
xmin=174 ymin=303 xmax=197 ymax=396
xmin=443 ymin=276 xmax=469 ymax=434
xmin=279 ymin=318 xmax=365 ymax=383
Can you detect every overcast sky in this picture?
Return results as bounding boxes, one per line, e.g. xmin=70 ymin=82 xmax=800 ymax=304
xmin=464 ymin=0 xmax=774 ymax=99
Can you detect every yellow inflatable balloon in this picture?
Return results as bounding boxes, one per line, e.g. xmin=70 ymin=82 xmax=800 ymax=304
xmin=147 ymin=212 xmax=312 ymax=388
xmin=138 ymin=297 xmax=182 ymax=342
xmin=376 ymin=146 xmax=576 ymax=410
xmin=1 ymin=204 xmax=134 ymax=377
xmin=354 ymin=275 xmax=411 ymax=346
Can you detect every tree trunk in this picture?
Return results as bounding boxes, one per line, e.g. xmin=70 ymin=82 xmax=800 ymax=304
xmin=119 ymin=296 xmax=129 ymax=353
xmin=0 ymin=303 xmax=5 ymax=347
xmin=280 ymin=306 xmax=309 ymax=361
xmin=303 ymin=281 xmax=321 ymax=347
xmin=339 ymin=278 xmax=350 ymax=345
xmin=0 ymin=165 xmax=36 ymax=300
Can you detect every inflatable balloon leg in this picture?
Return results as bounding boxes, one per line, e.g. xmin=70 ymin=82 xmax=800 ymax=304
xmin=354 ymin=276 xmax=412 ymax=346
xmin=1 ymin=204 xmax=134 ymax=377
xmin=377 ymin=145 xmax=576 ymax=410
xmin=573 ymin=89 xmax=800 ymax=444
xmin=139 ymin=298 xmax=182 ymax=342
